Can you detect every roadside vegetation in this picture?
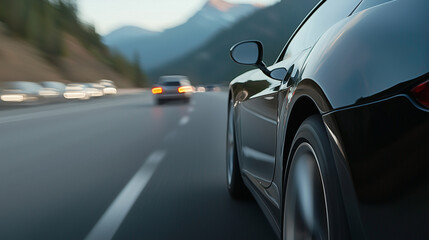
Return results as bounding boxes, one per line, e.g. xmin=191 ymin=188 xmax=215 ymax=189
xmin=0 ymin=0 xmax=147 ymax=87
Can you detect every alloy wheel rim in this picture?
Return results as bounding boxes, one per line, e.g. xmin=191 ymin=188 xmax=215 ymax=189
xmin=283 ymin=142 xmax=329 ymax=240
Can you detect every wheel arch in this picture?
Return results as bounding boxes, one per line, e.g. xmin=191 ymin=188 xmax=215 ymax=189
xmin=279 ymin=94 xmax=324 ymax=233
xmin=279 ymin=93 xmax=355 ymax=239
xmin=282 ymin=95 xmax=321 ymax=176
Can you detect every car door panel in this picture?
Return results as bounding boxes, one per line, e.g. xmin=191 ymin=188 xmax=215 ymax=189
xmin=238 ymin=70 xmax=280 ymax=187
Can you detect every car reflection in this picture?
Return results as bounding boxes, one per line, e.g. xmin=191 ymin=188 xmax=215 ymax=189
xmin=196 ymin=86 xmax=206 ymax=92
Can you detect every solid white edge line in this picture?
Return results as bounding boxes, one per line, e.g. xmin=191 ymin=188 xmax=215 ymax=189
xmin=85 ymin=150 xmax=166 ymax=240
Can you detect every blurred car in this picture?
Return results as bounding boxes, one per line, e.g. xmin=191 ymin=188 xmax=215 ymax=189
xmin=40 ymin=81 xmax=66 ymax=100
xmin=204 ymin=85 xmax=220 ymax=92
xmin=227 ymin=0 xmax=429 ymax=239
xmin=63 ymin=84 xmax=89 ymax=100
xmin=152 ymin=75 xmax=193 ymax=104
xmin=196 ymin=86 xmax=206 ymax=92
xmin=82 ymin=83 xmax=104 ymax=98
xmin=0 ymin=81 xmax=45 ymax=103
xmin=99 ymin=79 xmax=117 ymax=95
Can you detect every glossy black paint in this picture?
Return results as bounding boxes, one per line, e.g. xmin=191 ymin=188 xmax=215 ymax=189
xmin=228 ymin=0 xmax=429 ymax=239
xmin=323 ymin=94 xmax=429 ymax=239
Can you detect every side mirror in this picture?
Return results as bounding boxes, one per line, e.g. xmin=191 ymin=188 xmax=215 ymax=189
xmin=270 ymin=68 xmax=288 ymax=81
xmin=230 ymin=40 xmax=273 ymax=78
xmin=230 ymin=40 xmax=263 ymax=65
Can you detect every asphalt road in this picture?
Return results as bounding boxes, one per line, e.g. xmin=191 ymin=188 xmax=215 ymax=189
xmin=0 ymin=92 xmax=277 ymax=240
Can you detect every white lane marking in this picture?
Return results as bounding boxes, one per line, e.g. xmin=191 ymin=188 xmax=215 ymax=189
xmin=188 ymin=106 xmax=194 ymax=113
xmin=85 ymin=150 xmax=166 ymax=240
xmin=0 ymin=96 xmax=146 ymax=125
xmin=179 ymin=116 xmax=190 ymax=126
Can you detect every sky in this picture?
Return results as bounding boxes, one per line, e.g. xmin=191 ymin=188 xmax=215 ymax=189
xmin=77 ymin=0 xmax=279 ymax=35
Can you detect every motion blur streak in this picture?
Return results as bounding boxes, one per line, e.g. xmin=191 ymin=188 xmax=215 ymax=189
xmin=0 ymin=94 xmax=25 ymax=102
xmin=0 ymin=96 xmax=139 ymax=125
xmin=86 ymin=150 xmax=166 ymax=240
xmin=64 ymin=92 xmax=86 ymax=100
xmin=39 ymin=89 xmax=59 ymax=97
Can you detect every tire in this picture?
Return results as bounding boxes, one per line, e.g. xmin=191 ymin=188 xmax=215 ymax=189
xmin=283 ymin=115 xmax=344 ymax=240
xmin=156 ymin=99 xmax=164 ymax=105
xmin=226 ymin=99 xmax=249 ymax=199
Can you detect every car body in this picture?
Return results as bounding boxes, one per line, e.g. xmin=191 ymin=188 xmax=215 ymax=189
xmin=152 ymin=75 xmax=193 ymax=104
xmin=99 ymin=79 xmax=117 ymax=95
xmin=204 ymin=85 xmax=221 ymax=92
xmin=196 ymin=86 xmax=206 ymax=92
xmin=226 ymin=0 xmax=429 ymax=239
xmin=0 ymin=81 xmax=46 ymax=104
xmin=40 ymin=81 xmax=67 ymax=100
xmin=63 ymin=83 xmax=89 ymax=100
xmin=82 ymin=83 xmax=104 ymax=98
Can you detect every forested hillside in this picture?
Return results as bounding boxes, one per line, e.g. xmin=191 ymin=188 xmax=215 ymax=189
xmin=0 ymin=0 xmax=147 ymax=87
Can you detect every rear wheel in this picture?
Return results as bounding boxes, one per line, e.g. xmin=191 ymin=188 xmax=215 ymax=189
xmin=226 ymin=99 xmax=248 ymax=199
xmin=283 ymin=115 xmax=343 ymax=240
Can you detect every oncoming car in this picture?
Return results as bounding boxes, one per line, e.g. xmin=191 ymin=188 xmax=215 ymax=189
xmin=226 ymin=0 xmax=429 ymax=239
xmin=152 ymin=75 xmax=193 ymax=105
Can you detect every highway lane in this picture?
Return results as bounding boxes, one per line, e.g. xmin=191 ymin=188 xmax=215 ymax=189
xmin=0 ymin=92 xmax=276 ymax=240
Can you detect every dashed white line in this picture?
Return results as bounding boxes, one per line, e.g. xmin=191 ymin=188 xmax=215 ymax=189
xmin=188 ymin=106 xmax=195 ymax=113
xmin=85 ymin=150 xmax=166 ymax=240
xmin=179 ymin=116 xmax=190 ymax=126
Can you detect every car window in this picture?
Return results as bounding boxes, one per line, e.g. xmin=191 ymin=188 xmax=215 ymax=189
xmin=280 ymin=0 xmax=361 ymax=62
xmin=162 ymin=81 xmax=181 ymax=87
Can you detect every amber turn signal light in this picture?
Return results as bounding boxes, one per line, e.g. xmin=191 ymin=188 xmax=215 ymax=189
xmin=178 ymin=86 xmax=193 ymax=93
xmin=152 ymin=87 xmax=163 ymax=94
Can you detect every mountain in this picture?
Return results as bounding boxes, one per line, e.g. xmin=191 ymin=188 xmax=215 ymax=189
xmin=149 ymin=0 xmax=318 ymax=85
xmin=103 ymin=0 xmax=261 ymax=70
xmin=103 ymin=26 xmax=159 ymax=47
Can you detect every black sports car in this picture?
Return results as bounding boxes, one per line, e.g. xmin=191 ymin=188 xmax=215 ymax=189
xmin=226 ymin=0 xmax=429 ymax=239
